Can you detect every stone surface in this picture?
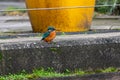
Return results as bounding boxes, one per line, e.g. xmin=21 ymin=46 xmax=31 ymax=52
xmin=0 ymin=16 xmax=32 ymax=32
xmin=0 ymin=2 xmax=25 ymax=10
xmin=1 ymin=32 xmax=120 ymax=75
xmin=91 ymin=18 xmax=120 ymax=30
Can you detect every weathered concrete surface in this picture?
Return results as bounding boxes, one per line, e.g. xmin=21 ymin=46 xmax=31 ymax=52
xmin=37 ymin=72 xmax=120 ymax=80
xmin=91 ymin=18 xmax=120 ymax=30
xmin=1 ymin=32 xmax=120 ymax=75
xmin=0 ymin=2 xmax=25 ymax=10
xmin=0 ymin=16 xmax=32 ymax=32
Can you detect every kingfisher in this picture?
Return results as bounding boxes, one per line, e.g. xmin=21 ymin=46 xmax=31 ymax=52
xmin=41 ymin=27 xmax=56 ymax=43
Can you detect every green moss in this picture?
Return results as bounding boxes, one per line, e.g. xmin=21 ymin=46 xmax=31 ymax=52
xmin=100 ymin=67 xmax=118 ymax=73
xmin=5 ymin=6 xmax=26 ymax=13
xmin=0 ymin=67 xmax=118 ymax=80
xmin=61 ymin=32 xmax=66 ymax=36
xmin=50 ymin=48 xmax=62 ymax=54
xmin=50 ymin=48 xmax=58 ymax=52
xmin=0 ymin=67 xmax=68 ymax=80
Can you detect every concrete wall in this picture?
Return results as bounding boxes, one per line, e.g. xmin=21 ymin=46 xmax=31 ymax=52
xmin=0 ymin=33 xmax=120 ymax=75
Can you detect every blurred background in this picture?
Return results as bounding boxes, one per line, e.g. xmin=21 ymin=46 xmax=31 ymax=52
xmin=0 ymin=0 xmax=120 ymax=33
xmin=0 ymin=0 xmax=120 ymax=16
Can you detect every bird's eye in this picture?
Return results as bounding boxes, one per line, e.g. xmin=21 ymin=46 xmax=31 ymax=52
xmin=48 ymin=30 xmax=51 ymax=32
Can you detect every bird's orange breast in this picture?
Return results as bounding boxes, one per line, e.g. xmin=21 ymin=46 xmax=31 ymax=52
xmin=44 ymin=31 xmax=56 ymax=43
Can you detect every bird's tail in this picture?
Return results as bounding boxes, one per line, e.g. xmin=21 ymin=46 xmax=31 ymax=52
xmin=41 ymin=38 xmax=44 ymax=41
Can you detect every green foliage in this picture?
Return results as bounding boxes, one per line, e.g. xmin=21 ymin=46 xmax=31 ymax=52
xmin=96 ymin=6 xmax=111 ymax=14
xmin=50 ymin=48 xmax=58 ymax=52
xmin=94 ymin=67 xmax=118 ymax=73
xmin=5 ymin=6 xmax=26 ymax=13
xmin=6 ymin=6 xmax=18 ymax=10
xmin=100 ymin=67 xmax=118 ymax=73
xmin=0 ymin=67 xmax=66 ymax=80
xmin=61 ymin=32 xmax=66 ymax=36
xmin=0 ymin=67 xmax=118 ymax=80
xmin=0 ymin=73 xmax=27 ymax=80
xmin=74 ymin=69 xmax=87 ymax=76
xmin=50 ymin=47 xmax=62 ymax=54
xmin=1 ymin=6 xmax=26 ymax=16
xmin=26 ymin=67 xmax=66 ymax=79
xmin=95 ymin=0 xmax=120 ymax=14
xmin=64 ymin=69 xmax=71 ymax=74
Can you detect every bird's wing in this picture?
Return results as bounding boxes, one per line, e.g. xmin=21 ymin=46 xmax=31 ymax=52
xmin=41 ymin=31 xmax=50 ymax=40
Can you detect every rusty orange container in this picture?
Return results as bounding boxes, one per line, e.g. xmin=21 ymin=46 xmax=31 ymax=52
xmin=25 ymin=0 xmax=96 ymax=32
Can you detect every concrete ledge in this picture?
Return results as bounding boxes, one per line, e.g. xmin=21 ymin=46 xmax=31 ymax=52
xmin=94 ymin=16 xmax=120 ymax=19
xmin=1 ymin=32 xmax=120 ymax=75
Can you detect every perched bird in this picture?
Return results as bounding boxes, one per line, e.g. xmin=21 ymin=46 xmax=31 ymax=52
xmin=41 ymin=27 xmax=56 ymax=43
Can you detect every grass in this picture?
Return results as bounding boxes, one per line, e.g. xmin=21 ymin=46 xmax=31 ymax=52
xmin=0 ymin=67 xmax=118 ymax=80
xmin=0 ymin=68 xmax=70 ymax=80
xmin=5 ymin=6 xmax=26 ymax=13
xmin=1 ymin=6 xmax=27 ymax=16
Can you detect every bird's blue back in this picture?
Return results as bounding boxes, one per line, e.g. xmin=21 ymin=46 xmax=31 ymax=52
xmin=41 ymin=31 xmax=50 ymax=40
